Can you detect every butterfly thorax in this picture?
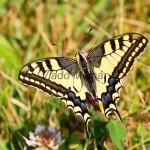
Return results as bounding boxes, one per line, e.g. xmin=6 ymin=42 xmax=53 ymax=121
xmin=76 ymin=52 xmax=97 ymax=98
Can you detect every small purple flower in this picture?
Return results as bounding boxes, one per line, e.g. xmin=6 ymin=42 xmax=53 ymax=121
xmin=22 ymin=125 xmax=65 ymax=150
xmin=85 ymin=95 xmax=99 ymax=110
xmin=81 ymin=49 xmax=88 ymax=56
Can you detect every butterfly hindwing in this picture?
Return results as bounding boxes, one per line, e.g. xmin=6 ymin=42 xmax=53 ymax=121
xmin=88 ymin=33 xmax=148 ymax=119
xmin=19 ymin=57 xmax=91 ymax=136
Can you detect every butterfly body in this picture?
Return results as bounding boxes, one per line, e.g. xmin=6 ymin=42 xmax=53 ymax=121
xmin=76 ymin=52 xmax=97 ymax=98
xmin=19 ymin=33 xmax=148 ymax=137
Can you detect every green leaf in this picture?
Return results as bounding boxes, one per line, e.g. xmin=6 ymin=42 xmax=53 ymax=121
xmin=107 ymin=122 xmax=127 ymax=150
xmin=91 ymin=122 xmax=108 ymax=139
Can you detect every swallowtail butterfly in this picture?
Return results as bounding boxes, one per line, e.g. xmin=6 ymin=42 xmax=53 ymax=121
xmin=19 ymin=33 xmax=148 ymax=137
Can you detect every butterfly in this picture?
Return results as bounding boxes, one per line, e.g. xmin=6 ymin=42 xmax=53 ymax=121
xmin=18 ymin=33 xmax=148 ymax=137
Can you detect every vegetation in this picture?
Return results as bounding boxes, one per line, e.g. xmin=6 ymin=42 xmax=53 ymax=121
xmin=0 ymin=0 xmax=150 ymax=149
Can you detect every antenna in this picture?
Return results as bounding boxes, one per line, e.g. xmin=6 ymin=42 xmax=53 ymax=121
xmin=52 ymin=43 xmax=77 ymax=53
xmin=81 ymin=28 xmax=92 ymax=47
xmin=52 ymin=28 xmax=92 ymax=54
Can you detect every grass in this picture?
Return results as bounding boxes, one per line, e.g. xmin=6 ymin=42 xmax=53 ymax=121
xmin=0 ymin=0 xmax=150 ymax=149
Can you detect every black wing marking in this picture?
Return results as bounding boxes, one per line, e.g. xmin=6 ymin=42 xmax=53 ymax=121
xmin=88 ymin=33 xmax=148 ymax=119
xmin=19 ymin=57 xmax=78 ymax=97
xmin=19 ymin=57 xmax=91 ymax=137
xmin=88 ymin=33 xmax=148 ymax=79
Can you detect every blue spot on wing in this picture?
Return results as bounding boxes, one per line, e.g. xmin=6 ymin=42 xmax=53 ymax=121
xmin=109 ymin=77 xmax=117 ymax=85
xmin=67 ymin=90 xmax=88 ymax=113
xmin=81 ymin=103 xmax=88 ymax=112
xmin=108 ymin=86 xmax=115 ymax=94
xmin=74 ymin=98 xmax=81 ymax=105
xmin=68 ymin=92 xmax=75 ymax=100
xmin=101 ymin=77 xmax=119 ymax=108
xmin=106 ymin=93 xmax=112 ymax=102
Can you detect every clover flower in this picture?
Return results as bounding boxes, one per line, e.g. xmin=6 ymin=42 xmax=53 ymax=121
xmin=22 ymin=125 xmax=65 ymax=150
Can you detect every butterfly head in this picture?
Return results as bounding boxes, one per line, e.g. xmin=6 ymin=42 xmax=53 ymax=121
xmin=75 ymin=49 xmax=88 ymax=60
xmin=75 ymin=52 xmax=87 ymax=64
xmin=75 ymin=52 xmax=91 ymax=75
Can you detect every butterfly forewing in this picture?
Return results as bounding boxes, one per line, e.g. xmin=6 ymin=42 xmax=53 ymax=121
xmin=88 ymin=33 xmax=148 ymax=78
